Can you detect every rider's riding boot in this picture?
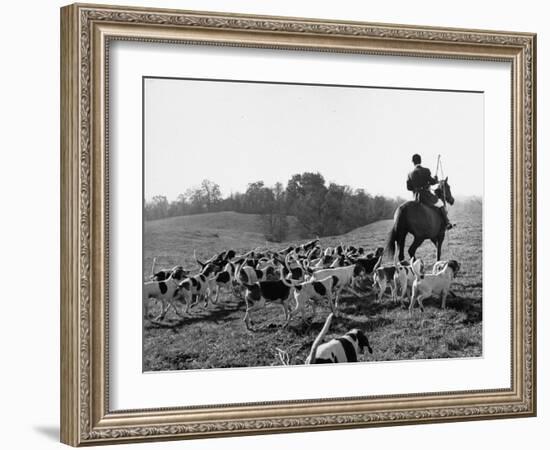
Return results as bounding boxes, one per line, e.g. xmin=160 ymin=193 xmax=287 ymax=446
xmin=439 ymin=206 xmax=453 ymax=230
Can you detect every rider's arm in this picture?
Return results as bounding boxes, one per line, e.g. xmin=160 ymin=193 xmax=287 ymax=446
xmin=406 ymin=177 xmax=413 ymax=191
xmin=427 ymin=169 xmax=439 ymax=185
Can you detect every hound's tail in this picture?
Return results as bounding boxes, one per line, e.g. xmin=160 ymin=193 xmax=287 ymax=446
xmin=305 ymin=313 xmax=334 ymax=364
xmin=194 ymin=250 xmax=206 ymax=269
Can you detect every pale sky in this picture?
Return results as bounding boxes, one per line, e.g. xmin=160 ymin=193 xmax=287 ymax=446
xmin=144 ymin=77 xmax=483 ymax=201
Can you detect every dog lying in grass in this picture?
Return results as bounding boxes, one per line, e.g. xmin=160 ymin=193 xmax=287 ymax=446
xmin=305 ymin=314 xmax=373 ymax=364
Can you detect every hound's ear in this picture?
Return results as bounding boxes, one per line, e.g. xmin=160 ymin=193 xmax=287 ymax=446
xmin=445 ymin=176 xmax=448 ymax=182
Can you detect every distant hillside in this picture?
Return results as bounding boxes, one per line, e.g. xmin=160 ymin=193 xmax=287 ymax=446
xmin=144 ymin=212 xmax=302 ymax=273
xmin=146 ymin=211 xmax=302 ymax=239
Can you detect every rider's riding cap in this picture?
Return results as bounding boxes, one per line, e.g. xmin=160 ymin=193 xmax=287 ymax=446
xmin=412 ymin=154 xmax=421 ymax=165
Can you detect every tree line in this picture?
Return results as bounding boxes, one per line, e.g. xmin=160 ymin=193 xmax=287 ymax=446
xmin=145 ymin=173 xmax=404 ymax=241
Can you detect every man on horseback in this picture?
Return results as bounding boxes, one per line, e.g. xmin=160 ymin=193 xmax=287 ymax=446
xmin=407 ymin=154 xmax=452 ymax=230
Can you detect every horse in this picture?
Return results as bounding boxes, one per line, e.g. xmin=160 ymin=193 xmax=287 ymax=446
xmin=385 ymin=178 xmax=455 ymax=262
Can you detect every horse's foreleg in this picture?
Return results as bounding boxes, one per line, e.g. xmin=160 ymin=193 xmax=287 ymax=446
xmin=408 ymin=237 xmax=424 ymax=259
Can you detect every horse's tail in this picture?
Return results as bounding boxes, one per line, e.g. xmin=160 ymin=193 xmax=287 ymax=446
xmin=385 ymin=207 xmax=402 ymax=260
xmin=385 ymin=225 xmax=397 ymax=260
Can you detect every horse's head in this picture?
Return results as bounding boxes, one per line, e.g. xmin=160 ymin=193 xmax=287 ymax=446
xmin=435 ymin=177 xmax=455 ymax=205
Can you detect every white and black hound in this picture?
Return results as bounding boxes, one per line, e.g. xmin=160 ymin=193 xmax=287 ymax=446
xmin=175 ymin=273 xmax=212 ymax=313
xmin=242 ymin=275 xmax=299 ymax=331
xmin=372 ymin=257 xmax=423 ymax=305
xmin=410 ymin=259 xmax=460 ymax=312
xmin=310 ymin=263 xmax=366 ymax=308
xmin=305 ymin=313 xmax=373 ymax=364
xmin=292 ymin=275 xmax=339 ymax=321
xmin=143 ymin=275 xmax=183 ymax=321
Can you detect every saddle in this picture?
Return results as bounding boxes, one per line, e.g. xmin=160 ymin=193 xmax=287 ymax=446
xmin=414 ymin=189 xmax=439 ymax=209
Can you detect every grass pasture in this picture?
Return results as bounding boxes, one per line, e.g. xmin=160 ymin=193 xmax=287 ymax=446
xmin=143 ymin=209 xmax=482 ymax=371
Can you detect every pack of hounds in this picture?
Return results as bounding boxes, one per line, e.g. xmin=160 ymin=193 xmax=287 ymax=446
xmin=144 ymin=238 xmax=460 ymax=365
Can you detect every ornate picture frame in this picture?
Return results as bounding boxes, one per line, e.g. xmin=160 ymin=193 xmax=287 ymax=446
xmin=60 ymin=3 xmax=536 ymax=446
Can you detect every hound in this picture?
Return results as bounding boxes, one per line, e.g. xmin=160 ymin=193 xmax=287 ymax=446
xmin=281 ymin=252 xmax=308 ymax=282
xmin=143 ymin=275 xmax=183 ymax=321
xmin=309 ymin=253 xmax=338 ymax=270
xmin=305 ymin=246 xmax=322 ymax=261
xmin=236 ymin=261 xmax=277 ymax=286
xmin=329 ymin=254 xmax=348 ymax=269
xmin=176 ymin=273 xmax=213 ymax=313
xmin=292 ymin=275 xmax=339 ymax=321
xmin=296 ymin=237 xmax=320 ymax=255
xmin=305 ymin=313 xmax=373 ymax=364
xmin=375 ymin=257 xmax=424 ymax=305
xmin=352 ymin=247 xmax=384 ymax=277
xmin=310 ymin=263 xmax=366 ymax=308
xmin=208 ymin=261 xmax=241 ymax=303
xmin=194 ymin=250 xmax=227 ymax=278
xmin=432 ymin=260 xmax=449 ymax=274
xmin=149 ymin=257 xmax=189 ymax=283
xmin=242 ymin=276 xmax=299 ymax=330
xmin=372 ymin=256 xmax=423 ymax=303
xmin=409 ymin=260 xmax=460 ymax=312
xmin=372 ymin=264 xmax=398 ymax=302
xmin=393 ymin=260 xmax=415 ymax=304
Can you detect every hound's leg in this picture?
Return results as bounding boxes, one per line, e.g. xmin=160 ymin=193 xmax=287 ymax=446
xmin=400 ymin=282 xmax=411 ymax=307
xmin=171 ymin=300 xmax=186 ymax=318
xmin=243 ymin=299 xmax=264 ymax=331
xmin=395 ymin=275 xmax=404 ymax=304
xmin=441 ymin=291 xmax=448 ymax=309
xmin=326 ymin=290 xmax=335 ymax=313
xmin=184 ymin=293 xmax=193 ymax=314
xmin=243 ymin=308 xmax=252 ymax=330
xmin=334 ymin=290 xmax=341 ymax=310
xmin=310 ymin=299 xmax=317 ymax=323
xmin=282 ymin=303 xmax=291 ymax=327
xmin=155 ymin=299 xmax=170 ymax=321
xmin=390 ymin=281 xmax=397 ymax=303
xmin=143 ymin=298 xmax=153 ymax=320
xmin=290 ymin=292 xmax=306 ymax=322
xmin=376 ymin=280 xmax=385 ymax=302
xmin=409 ymin=287 xmax=418 ymax=314
xmin=417 ymin=295 xmax=426 ymax=313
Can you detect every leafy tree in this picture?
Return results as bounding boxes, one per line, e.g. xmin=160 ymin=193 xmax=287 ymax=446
xmin=262 ymin=182 xmax=289 ymax=242
xmin=286 ymin=172 xmax=327 ymax=236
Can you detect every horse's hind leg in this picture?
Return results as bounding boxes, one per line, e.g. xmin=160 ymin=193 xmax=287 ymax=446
xmin=408 ymin=237 xmax=424 ymax=259
xmin=436 ymin=236 xmax=444 ymax=261
xmin=397 ymin=232 xmax=407 ymax=262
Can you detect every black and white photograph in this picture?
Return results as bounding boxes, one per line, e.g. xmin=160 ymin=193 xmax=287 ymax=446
xmin=142 ymin=76 xmax=484 ymax=371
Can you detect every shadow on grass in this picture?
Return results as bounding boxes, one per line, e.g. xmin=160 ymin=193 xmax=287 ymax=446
xmin=408 ymin=295 xmax=482 ymax=324
xmin=145 ymin=298 xmax=244 ymax=329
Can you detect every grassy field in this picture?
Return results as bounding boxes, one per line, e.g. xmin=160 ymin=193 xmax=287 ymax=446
xmin=143 ymin=209 xmax=482 ymax=371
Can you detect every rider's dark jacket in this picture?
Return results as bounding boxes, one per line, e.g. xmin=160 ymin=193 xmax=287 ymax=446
xmin=407 ymin=164 xmax=439 ymax=205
